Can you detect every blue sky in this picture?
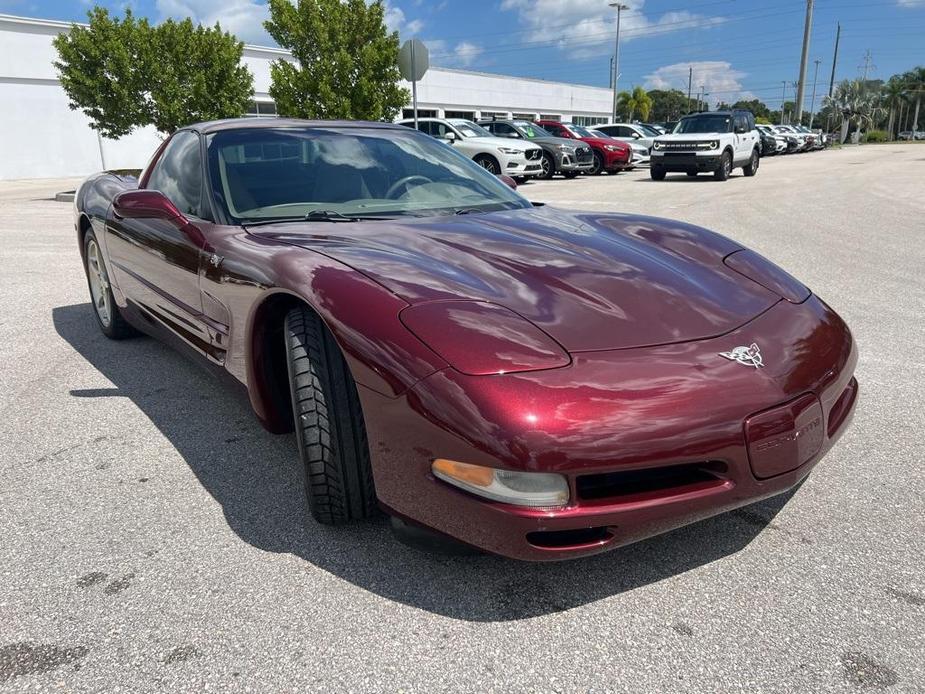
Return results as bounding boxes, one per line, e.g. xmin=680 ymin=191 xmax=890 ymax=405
xmin=7 ymin=0 xmax=925 ymax=109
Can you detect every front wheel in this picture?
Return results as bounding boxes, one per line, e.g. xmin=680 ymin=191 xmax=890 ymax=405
xmin=285 ymin=306 xmax=377 ymax=525
xmin=743 ymin=149 xmax=759 ymax=176
xmin=474 ymin=154 xmax=500 ymax=175
xmin=82 ymin=230 xmax=136 ymax=339
xmin=649 ymin=166 xmax=666 ymax=181
xmin=714 ymin=151 xmax=732 ymax=181
xmin=589 ymin=151 xmax=604 ymax=175
xmin=538 ymin=152 xmax=556 ymax=180
xmin=563 ymin=171 xmax=579 ymax=179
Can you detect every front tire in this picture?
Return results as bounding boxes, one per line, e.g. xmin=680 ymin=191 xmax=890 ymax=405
xmin=563 ymin=171 xmax=579 ymax=179
xmin=474 ymin=154 xmax=500 ymax=175
xmin=82 ymin=230 xmax=135 ymax=339
xmin=714 ymin=151 xmax=732 ymax=181
xmin=743 ymin=148 xmax=759 ymax=176
xmin=538 ymin=152 xmax=556 ymax=180
xmin=284 ymin=306 xmax=376 ymax=525
xmin=649 ymin=165 xmax=666 ymax=181
xmin=589 ymin=151 xmax=604 ymax=175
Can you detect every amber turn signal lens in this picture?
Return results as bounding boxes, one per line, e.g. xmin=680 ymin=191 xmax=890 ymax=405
xmin=431 ymin=459 xmax=569 ymax=508
xmin=432 ymin=458 xmax=494 ymax=487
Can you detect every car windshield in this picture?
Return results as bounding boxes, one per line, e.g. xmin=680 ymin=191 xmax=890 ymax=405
xmin=448 ymin=120 xmax=493 ymax=138
xmin=206 ymin=126 xmax=530 ymax=223
xmin=570 ymin=126 xmax=596 ymax=138
xmin=513 ymin=121 xmax=551 ymax=138
xmin=589 ymin=130 xmax=609 ymax=138
xmin=675 ymin=114 xmax=732 ymax=134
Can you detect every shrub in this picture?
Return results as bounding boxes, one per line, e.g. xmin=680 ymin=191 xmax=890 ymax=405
xmin=863 ymin=130 xmax=890 ymax=143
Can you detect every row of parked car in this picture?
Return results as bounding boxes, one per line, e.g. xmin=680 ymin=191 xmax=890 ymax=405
xmin=398 ymin=110 xmax=830 ymax=184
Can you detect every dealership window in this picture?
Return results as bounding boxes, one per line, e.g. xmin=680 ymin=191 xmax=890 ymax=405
xmin=443 ymin=110 xmax=476 ymax=120
xmin=402 ymin=108 xmax=438 ymax=119
xmin=480 ymin=111 xmax=509 ymax=120
xmin=539 ymin=114 xmax=561 ymax=122
xmin=573 ymin=115 xmax=608 ymax=126
xmin=512 ymin=112 xmax=537 ymax=121
xmin=245 ymin=100 xmax=278 ymax=118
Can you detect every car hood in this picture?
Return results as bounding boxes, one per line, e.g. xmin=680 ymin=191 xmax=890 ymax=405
xmin=655 ymin=133 xmax=725 ymax=141
xmin=526 ymin=136 xmax=587 ymax=149
xmin=253 ymin=206 xmax=779 ymax=352
xmin=462 ymin=136 xmax=539 ymax=152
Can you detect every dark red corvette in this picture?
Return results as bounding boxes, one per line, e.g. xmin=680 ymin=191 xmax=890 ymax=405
xmin=74 ymin=119 xmax=858 ymax=561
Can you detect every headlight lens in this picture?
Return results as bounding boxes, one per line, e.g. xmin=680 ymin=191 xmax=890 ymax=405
xmin=498 ymin=147 xmax=524 ymax=155
xmin=710 ymin=140 xmax=720 ymax=149
xmin=432 ymin=459 xmax=569 ymax=508
xmin=604 ymin=144 xmax=622 ymax=152
xmin=556 ymin=144 xmax=576 ymax=153
xmin=653 ymin=141 xmax=663 ymax=150
xmin=400 ymin=300 xmax=570 ymax=375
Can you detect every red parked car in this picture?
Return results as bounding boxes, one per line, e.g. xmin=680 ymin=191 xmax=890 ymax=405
xmin=535 ymin=120 xmax=632 ymax=175
xmin=74 ymin=119 xmax=858 ymax=561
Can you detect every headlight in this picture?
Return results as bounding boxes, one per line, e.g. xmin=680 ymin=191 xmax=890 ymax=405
xmin=603 ymin=145 xmax=622 ymax=152
xmin=710 ymin=140 xmax=720 ymax=149
xmin=724 ymin=249 xmax=810 ymax=304
xmin=556 ymin=144 xmax=576 ymax=153
xmin=653 ymin=141 xmax=663 ymax=150
xmin=498 ymin=147 xmax=524 ymax=155
xmin=432 ymin=459 xmax=569 ymax=508
xmin=400 ymin=300 xmax=570 ymax=375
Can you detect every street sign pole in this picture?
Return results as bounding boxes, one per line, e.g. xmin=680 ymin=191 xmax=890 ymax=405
xmin=411 ymin=40 xmax=418 ymax=129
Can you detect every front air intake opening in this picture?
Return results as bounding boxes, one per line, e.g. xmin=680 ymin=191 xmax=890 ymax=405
xmin=576 ymin=461 xmax=727 ymax=502
xmin=526 ymin=526 xmax=613 ymax=549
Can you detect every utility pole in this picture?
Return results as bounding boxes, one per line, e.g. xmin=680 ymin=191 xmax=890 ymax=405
xmin=828 ymin=22 xmax=840 ymax=97
xmin=687 ymin=66 xmax=693 ymax=114
xmin=609 ymin=3 xmax=629 ymax=122
xmin=795 ymin=0 xmax=814 ymax=124
xmin=699 ymin=85 xmax=706 ymax=112
xmin=809 ymin=58 xmax=821 ymax=128
xmin=781 ymin=81 xmax=787 ymax=125
xmin=609 ymin=56 xmax=615 ymax=89
xmin=859 ymin=50 xmax=875 ymax=81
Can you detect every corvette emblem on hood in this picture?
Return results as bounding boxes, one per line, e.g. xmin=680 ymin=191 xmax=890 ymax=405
xmin=719 ymin=343 xmax=764 ymax=368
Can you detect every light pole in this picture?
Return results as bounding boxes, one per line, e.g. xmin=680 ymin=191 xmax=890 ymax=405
xmin=609 ymin=3 xmax=629 ymax=122
xmin=781 ymin=81 xmax=787 ymax=124
xmin=809 ymin=58 xmax=821 ymax=128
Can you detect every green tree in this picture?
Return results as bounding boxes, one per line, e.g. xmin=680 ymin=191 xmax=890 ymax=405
xmin=616 ymin=86 xmax=653 ymax=122
xmin=264 ymin=0 xmax=409 ymax=120
xmin=54 ymin=8 xmax=253 ymax=138
xmin=646 ymin=89 xmax=690 ymax=121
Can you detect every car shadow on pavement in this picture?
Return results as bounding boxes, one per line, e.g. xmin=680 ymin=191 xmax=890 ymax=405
xmin=54 ymin=302 xmax=796 ymax=623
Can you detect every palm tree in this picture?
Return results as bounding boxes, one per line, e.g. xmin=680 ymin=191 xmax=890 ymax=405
xmin=882 ymin=77 xmax=907 ymax=139
xmin=616 ymin=86 xmax=653 ymax=122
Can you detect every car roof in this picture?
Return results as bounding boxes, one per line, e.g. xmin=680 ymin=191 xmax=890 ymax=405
xmin=189 ymin=118 xmax=404 ymax=134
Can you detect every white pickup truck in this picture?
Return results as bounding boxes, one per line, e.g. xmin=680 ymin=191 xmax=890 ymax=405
xmin=650 ymin=110 xmax=761 ymax=181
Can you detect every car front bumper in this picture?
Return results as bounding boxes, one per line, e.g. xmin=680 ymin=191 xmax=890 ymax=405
xmin=360 ymin=295 xmax=858 ymax=561
xmin=652 ymin=152 xmax=722 ymax=172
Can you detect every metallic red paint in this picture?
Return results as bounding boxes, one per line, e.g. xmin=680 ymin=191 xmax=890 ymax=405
xmin=74 ymin=119 xmax=859 ymax=561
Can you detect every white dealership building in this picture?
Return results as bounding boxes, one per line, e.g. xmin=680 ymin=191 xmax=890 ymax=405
xmin=0 ymin=13 xmax=615 ymax=180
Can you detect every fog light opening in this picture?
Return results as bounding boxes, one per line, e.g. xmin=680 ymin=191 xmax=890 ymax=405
xmin=431 ymin=459 xmax=569 ymax=508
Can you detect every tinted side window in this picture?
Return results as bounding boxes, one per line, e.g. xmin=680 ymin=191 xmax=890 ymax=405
xmin=734 ymin=114 xmax=748 ymax=132
xmin=147 ymin=131 xmax=202 ymax=217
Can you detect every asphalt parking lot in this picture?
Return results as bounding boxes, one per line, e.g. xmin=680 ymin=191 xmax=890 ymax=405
xmin=1 ymin=145 xmax=923 ymax=692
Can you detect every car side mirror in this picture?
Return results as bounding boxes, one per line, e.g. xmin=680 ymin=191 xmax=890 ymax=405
xmin=113 ymin=189 xmax=187 ymax=225
xmin=507 ymin=133 xmax=520 ymax=139
xmin=443 ymin=131 xmax=457 ymax=142
xmin=497 ymin=174 xmax=518 ymax=190
xmin=632 ymin=133 xmax=641 ymax=139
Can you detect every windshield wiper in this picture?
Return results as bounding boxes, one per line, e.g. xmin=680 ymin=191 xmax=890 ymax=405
xmin=242 ymin=211 xmax=393 ymax=227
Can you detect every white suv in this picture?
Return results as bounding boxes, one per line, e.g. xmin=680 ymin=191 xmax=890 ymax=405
xmin=398 ymin=117 xmax=543 ymax=180
xmin=650 ymin=110 xmax=761 ymax=181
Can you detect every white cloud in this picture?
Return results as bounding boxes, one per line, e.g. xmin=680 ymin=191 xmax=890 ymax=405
xmin=500 ymin=0 xmax=726 ymax=61
xmin=155 ymin=0 xmax=271 ymax=44
xmin=381 ymin=1 xmax=425 ymax=36
xmin=897 ymin=0 xmax=925 ymax=6
xmin=644 ymin=61 xmax=754 ymax=106
xmin=454 ymin=41 xmax=482 ymax=67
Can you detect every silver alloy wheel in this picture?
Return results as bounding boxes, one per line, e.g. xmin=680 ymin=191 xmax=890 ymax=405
xmin=86 ymin=238 xmax=112 ymax=327
xmin=541 ymin=154 xmax=552 ymax=177
xmin=723 ymin=154 xmax=732 ymax=177
xmin=477 ymin=156 xmax=499 ymax=174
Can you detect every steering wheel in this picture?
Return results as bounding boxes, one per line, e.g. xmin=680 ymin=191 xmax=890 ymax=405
xmin=385 ymin=175 xmax=433 ymax=200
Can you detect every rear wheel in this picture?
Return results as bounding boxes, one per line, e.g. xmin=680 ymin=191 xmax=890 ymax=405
xmin=714 ymin=151 xmax=732 ymax=181
xmin=284 ymin=306 xmax=376 ymax=525
xmin=649 ymin=166 xmax=666 ymax=181
xmin=539 ymin=152 xmax=555 ymax=180
xmin=82 ymin=230 xmax=136 ymax=339
xmin=474 ymin=154 xmax=500 ymax=175
xmin=743 ymin=148 xmax=759 ymax=176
